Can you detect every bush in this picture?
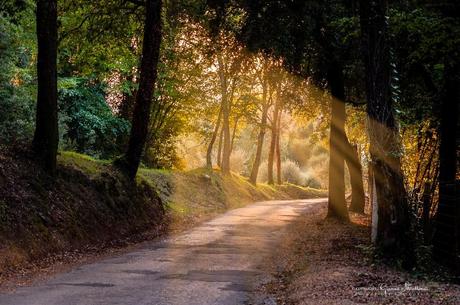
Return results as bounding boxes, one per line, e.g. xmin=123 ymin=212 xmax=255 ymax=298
xmin=281 ymin=159 xmax=307 ymax=185
xmin=256 ymin=160 xmax=269 ymax=183
xmin=58 ymin=78 xmax=130 ymax=158
xmin=230 ymin=149 xmax=248 ymax=175
xmin=0 ymin=85 xmax=35 ymax=143
xmin=144 ymin=127 xmax=182 ymax=170
xmin=256 ymin=158 xmax=321 ymax=187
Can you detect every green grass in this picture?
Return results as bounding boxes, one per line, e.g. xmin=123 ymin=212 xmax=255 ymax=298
xmin=58 ymin=151 xmax=109 ymax=175
xmin=58 ymin=152 xmax=326 ymax=227
xmin=139 ymin=166 xmax=326 ymax=227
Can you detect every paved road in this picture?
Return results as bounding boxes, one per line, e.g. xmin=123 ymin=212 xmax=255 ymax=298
xmin=0 ymin=198 xmax=326 ymax=305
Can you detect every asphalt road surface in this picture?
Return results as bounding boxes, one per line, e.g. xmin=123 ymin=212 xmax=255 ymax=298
xmin=0 ymin=198 xmax=326 ymax=305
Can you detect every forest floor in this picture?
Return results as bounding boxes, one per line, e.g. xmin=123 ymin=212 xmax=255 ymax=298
xmin=249 ymin=204 xmax=460 ymax=305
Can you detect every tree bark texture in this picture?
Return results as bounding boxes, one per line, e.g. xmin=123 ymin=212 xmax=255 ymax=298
xmin=268 ymin=96 xmax=281 ymax=185
xmin=119 ymin=0 xmax=162 ymax=179
xmin=206 ymin=107 xmax=222 ymax=169
xmin=360 ymin=0 xmax=413 ymax=260
xmin=276 ymin=111 xmax=282 ymax=185
xmin=217 ymin=54 xmax=232 ymax=174
xmin=217 ymin=124 xmax=224 ymax=167
xmin=326 ymin=63 xmax=349 ymax=221
xmin=33 ymin=0 xmax=58 ymax=175
xmin=433 ymin=61 xmax=460 ymax=268
xmin=347 ymin=143 xmax=366 ymax=213
xmin=249 ymin=82 xmax=269 ymax=185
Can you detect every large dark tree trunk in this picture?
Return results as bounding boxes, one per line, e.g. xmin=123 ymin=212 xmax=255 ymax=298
xmin=33 ymin=0 xmax=58 ymax=175
xmin=433 ymin=61 xmax=460 ymax=267
xmin=326 ymin=63 xmax=349 ymax=221
xmin=422 ymin=181 xmax=432 ymax=244
xmin=117 ymin=0 xmax=162 ymax=179
xmin=206 ymin=107 xmax=222 ymax=169
xmin=360 ymin=0 xmax=413 ymax=262
xmin=347 ymin=143 xmax=366 ymax=213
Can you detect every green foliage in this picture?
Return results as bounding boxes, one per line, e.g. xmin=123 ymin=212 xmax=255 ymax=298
xmin=58 ymin=78 xmax=130 ymax=158
xmin=390 ymin=7 xmax=460 ymax=125
xmin=144 ymin=122 xmax=183 ymax=169
xmin=0 ymin=7 xmax=36 ymax=144
xmin=58 ymin=0 xmax=143 ymax=79
xmin=142 ymin=11 xmax=205 ymax=170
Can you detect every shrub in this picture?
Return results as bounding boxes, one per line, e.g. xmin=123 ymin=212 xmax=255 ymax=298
xmin=58 ymin=78 xmax=130 ymax=158
xmin=144 ymin=126 xmax=182 ymax=170
xmin=230 ymin=149 xmax=248 ymax=175
xmin=281 ymin=159 xmax=307 ymax=185
xmin=257 ymin=158 xmax=320 ymax=187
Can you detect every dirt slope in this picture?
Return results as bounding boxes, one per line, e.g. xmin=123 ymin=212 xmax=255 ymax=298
xmin=0 ymin=147 xmax=325 ymax=287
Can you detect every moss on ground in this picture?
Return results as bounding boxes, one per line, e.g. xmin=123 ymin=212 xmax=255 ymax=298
xmin=58 ymin=151 xmax=109 ymax=176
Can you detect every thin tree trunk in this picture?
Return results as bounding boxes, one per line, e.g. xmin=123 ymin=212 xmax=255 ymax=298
xmin=347 ymin=143 xmax=366 ymax=213
xmin=217 ymin=126 xmax=223 ymax=167
xmin=326 ymin=63 xmax=349 ymax=221
xmin=206 ymin=107 xmax=222 ymax=169
xmin=249 ymin=82 xmax=269 ymax=185
xmin=230 ymin=117 xmax=239 ymax=154
xmin=276 ymin=110 xmax=282 ymax=185
xmin=217 ymin=54 xmax=231 ymax=175
xmin=267 ymin=97 xmax=280 ymax=185
xmin=33 ymin=0 xmax=58 ymax=175
xmin=433 ymin=61 xmax=460 ymax=267
xmin=117 ymin=0 xmax=162 ymax=179
xmin=360 ymin=0 xmax=413 ymax=263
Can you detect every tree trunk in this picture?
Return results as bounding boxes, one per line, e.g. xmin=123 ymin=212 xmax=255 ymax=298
xmin=326 ymin=63 xmax=349 ymax=221
xmin=206 ymin=107 xmax=222 ymax=169
xmin=267 ymin=97 xmax=281 ymax=185
xmin=249 ymin=83 xmax=269 ymax=185
xmin=276 ymin=111 xmax=282 ymax=185
xmin=360 ymin=0 xmax=413 ymax=262
xmin=33 ymin=0 xmax=58 ymax=175
xmin=117 ymin=0 xmax=162 ymax=179
xmin=369 ymin=165 xmax=378 ymax=243
xmin=230 ymin=117 xmax=239 ymax=154
xmin=217 ymin=126 xmax=224 ymax=167
xmin=422 ymin=181 xmax=432 ymax=244
xmin=347 ymin=143 xmax=366 ymax=213
xmin=217 ymin=54 xmax=231 ymax=175
xmin=433 ymin=61 xmax=460 ymax=267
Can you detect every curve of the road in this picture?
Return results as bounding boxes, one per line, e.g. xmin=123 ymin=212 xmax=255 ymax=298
xmin=0 ymin=198 xmax=326 ymax=305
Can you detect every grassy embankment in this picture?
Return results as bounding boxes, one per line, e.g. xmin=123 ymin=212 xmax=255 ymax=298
xmin=139 ymin=166 xmax=326 ymax=230
xmin=0 ymin=149 xmax=326 ymax=274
